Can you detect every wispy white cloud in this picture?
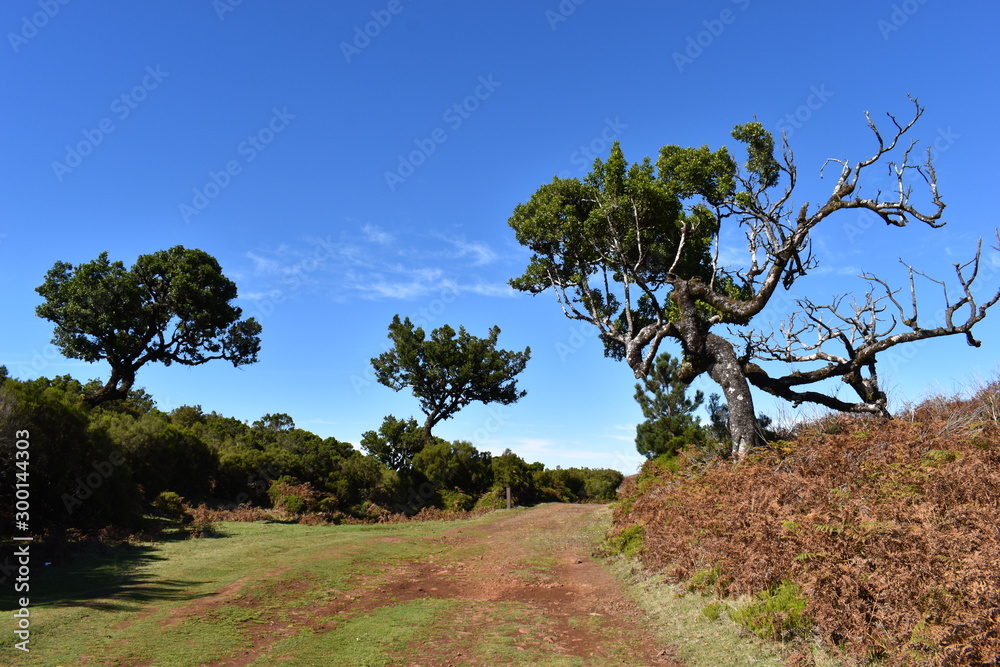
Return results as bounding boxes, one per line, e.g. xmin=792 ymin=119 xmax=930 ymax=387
xmin=241 ymin=289 xmax=284 ymax=302
xmin=246 ymin=251 xmax=285 ymax=276
xmin=460 ymin=282 xmax=517 ymax=298
xmin=811 ymin=264 xmax=862 ymax=277
xmin=714 ymin=240 xmax=751 ymax=270
xmin=481 ymin=437 xmax=606 ymax=462
xmin=366 ymin=281 xmax=436 ymax=300
xmin=243 ymin=227 xmax=517 ymax=304
xmin=362 ymin=224 xmax=393 ymax=244
xmin=433 ymin=233 xmax=499 ymax=266
xmin=515 ymin=437 xmax=560 ymax=449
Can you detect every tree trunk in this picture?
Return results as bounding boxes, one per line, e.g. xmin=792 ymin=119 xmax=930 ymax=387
xmin=421 ymin=417 xmax=434 ymax=446
xmin=705 ymin=333 xmax=763 ymax=458
xmin=84 ymin=369 xmax=134 ymax=407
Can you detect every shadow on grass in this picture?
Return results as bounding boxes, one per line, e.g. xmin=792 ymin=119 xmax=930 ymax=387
xmin=0 ymin=536 xmax=218 ymax=612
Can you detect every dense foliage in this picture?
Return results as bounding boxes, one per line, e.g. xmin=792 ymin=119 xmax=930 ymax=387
xmin=0 ymin=370 xmax=622 ymax=539
xmin=35 ymin=246 xmax=262 ymax=406
xmin=632 ymin=352 xmax=708 ymax=459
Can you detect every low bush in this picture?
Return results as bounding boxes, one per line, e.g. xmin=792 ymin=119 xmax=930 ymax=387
xmin=152 ymin=491 xmax=185 ymax=516
xmin=183 ymin=504 xmax=219 ymax=538
xmin=474 ymin=487 xmax=507 ymax=511
xmin=728 ymin=580 xmax=812 ymax=642
xmin=439 ymin=488 xmax=476 ymax=512
xmin=604 ymin=524 xmax=644 ymax=557
xmin=267 ymin=478 xmax=324 ymax=516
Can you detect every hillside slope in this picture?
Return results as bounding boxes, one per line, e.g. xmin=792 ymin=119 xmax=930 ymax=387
xmin=612 ymin=383 xmax=1000 ymax=665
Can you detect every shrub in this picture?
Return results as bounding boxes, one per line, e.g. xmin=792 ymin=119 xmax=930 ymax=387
xmin=184 ymin=504 xmax=219 ymax=538
xmin=604 ymin=524 xmax=644 ymax=557
xmin=701 ymin=601 xmax=727 ymax=621
xmin=152 ymin=491 xmax=185 ymax=516
xmin=439 ymin=488 xmax=475 ymax=512
xmin=728 ymin=580 xmax=812 ymax=642
xmin=0 ymin=378 xmax=141 ymax=531
xmin=612 ymin=385 xmax=1000 ymax=663
xmin=474 ymin=488 xmax=507 ymax=511
xmin=686 ymin=565 xmax=724 ymax=595
xmin=267 ymin=478 xmax=322 ymax=515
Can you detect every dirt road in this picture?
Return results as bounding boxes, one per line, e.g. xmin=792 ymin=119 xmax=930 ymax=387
xmin=341 ymin=503 xmax=682 ymax=666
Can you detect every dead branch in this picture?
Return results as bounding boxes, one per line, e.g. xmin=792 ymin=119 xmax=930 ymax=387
xmin=743 ymin=233 xmax=1000 ymax=413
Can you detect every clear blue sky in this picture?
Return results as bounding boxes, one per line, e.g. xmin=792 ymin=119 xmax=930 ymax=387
xmin=2 ymin=1 xmax=998 ymax=473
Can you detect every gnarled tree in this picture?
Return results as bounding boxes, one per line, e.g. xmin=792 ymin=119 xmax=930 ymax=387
xmin=36 ymin=246 xmax=262 ymax=406
xmin=509 ymin=98 xmax=1000 ymax=457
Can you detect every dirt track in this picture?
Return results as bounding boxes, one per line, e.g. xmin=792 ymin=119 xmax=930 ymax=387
xmin=356 ymin=503 xmax=682 ymax=665
xmin=185 ymin=504 xmax=683 ymax=666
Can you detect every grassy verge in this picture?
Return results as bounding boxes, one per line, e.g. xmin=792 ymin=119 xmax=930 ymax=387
xmin=604 ymin=557 xmax=848 ymax=667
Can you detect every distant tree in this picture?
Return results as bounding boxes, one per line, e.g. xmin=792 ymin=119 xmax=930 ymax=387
xmin=412 ymin=439 xmax=493 ymax=496
xmin=706 ymin=393 xmax=731 ymax=444
xmin=95 ymin=410 xmax=218 ymax=499
xmin=190 ymin=410 xmax=249 ymax=450
xmin=371 ymin=315 xmax=531 ymax=443
xmin=252 ymin=413 xmax=295 ymax=432
xmin=580 ymin=468 xmax=625 ymax=501
xmin=633 ymin=351 xmax=708 ymax=459
xmin=491 ymin=448 xmax=533 ymax=499
xmin=704 ymin=393 xmax=781 ymax=453
xmin=331 ymin=452 xmax=400 ymax=513
xmin=509 ymin=99 xmax=1000 ymax=457
xmin=169 ymin=405 xmax=206 ymax=429
xmin=36 ymin=246 xmax=262 ymax=406
xmin=249 ymin=413 xmax=296 ymax=448
xmin=0 ymin=377 xmax=140 ymax=529
xmin=360 ymin=415 xmax=428 ymax=471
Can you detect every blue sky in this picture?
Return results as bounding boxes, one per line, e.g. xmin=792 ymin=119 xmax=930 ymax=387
xmin=2 ymin=1 xmax=999 ymax=474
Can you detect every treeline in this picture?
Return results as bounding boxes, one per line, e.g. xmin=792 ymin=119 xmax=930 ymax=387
xmin=0 ymin=369 xmax=622 ymax=535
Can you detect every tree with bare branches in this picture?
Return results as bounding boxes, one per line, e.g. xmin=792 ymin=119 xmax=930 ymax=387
xmin=508 ymin=98 xmax=1000 ymax=457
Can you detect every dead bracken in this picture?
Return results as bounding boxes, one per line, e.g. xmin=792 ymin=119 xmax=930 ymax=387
xmin=612 ymin=380 xmax=1000 ymax=665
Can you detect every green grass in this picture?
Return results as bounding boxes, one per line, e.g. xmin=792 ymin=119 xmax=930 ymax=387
xmin=0 ymin=518 xmax=490 ymax=665
xmin=604 ymin=524 xmax=644 ymax=557
xmin=261 ymin=598 xmax=459 ymax=665
xmin=604 ymin=558 xmax=796 ymax=666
